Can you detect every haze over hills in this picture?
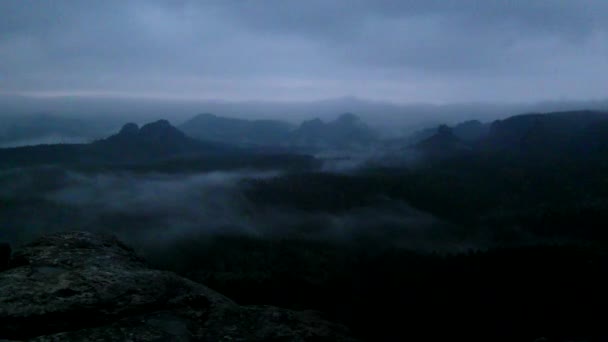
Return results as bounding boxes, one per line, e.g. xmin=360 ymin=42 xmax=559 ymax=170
xmin=2 ymin=93 xmax=608 ymax=140
xmin=4 ymin=108 xmax=608 ymax=169
xmin=178 ymin=111 xmax=379 ymax=150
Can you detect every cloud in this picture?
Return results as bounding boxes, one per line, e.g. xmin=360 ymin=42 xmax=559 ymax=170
xmin=1 ymin=0 xmax=607 ymax=102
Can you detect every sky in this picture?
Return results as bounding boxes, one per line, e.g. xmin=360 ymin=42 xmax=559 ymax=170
xmin=1 ymin=0 xmax=607 ymax=103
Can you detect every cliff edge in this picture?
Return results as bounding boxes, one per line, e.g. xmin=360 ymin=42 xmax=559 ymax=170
xmin=0 ymin=232 xmax=355 ymax=341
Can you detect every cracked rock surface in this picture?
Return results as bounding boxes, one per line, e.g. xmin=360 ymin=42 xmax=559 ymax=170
xmin=0 ymin=232 xmax=356 ymax=341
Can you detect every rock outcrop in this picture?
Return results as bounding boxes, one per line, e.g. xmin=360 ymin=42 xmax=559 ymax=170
xmin=0 ymin=242 xmax=10 ymax=271
xmin=0 ymin=232 xmax=355 ymax=341
xmin=117 ymin=122 xmax=140 ymax=136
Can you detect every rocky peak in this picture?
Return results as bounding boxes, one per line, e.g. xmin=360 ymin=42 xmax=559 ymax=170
xmin=139 ymin=119 xmax=184 ymax=140
xmin=118 ymin=122 xmax=139 ymax=136
xmin=0 ymin=232 xmax=356 ymax=341
xmin=414 ymin=124 xmax=469 ymax=159
xmin=101 ymin=119 xmax=190 ymax=147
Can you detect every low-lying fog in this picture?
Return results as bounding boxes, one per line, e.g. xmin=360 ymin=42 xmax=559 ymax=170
xmin=0 ymin=167 xmax=469 ymax=259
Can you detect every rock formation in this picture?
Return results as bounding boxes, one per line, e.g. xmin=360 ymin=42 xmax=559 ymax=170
xmin=0 ymin=232 xmax=355 ymax=341
xmin=0 ymin=242 xmax=10 ymax=271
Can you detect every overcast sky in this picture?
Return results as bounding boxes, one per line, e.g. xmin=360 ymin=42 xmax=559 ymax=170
xmin=1 ymin=0 xmax=607 ymax=103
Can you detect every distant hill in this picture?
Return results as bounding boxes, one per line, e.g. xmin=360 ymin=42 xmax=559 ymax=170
xmin=290 ymin=113 xmax=378 ymax=150
xmin=91 ymin=120 xmax=236 ymax=162
xmin=408 ymin=110 xmax=608 ymax=162
xmin=179 ymin=113 xmax=293 ymax=147
xmin=179 ymin=112 xmax=379 ymax=152
xmin=414 ymin=125 xmax=470 ymax=159
xmin=3 ymin=94 xmax=608 ymax=137
xmin=453 ymin=120 xmax=490 ymax=142
xmin=407 ymin=120 xmax=490 ymax=144
xmin=483 ymin=110 xmax=608 ymax=155
xmin=0 ymin=119 xmax=238 ymax=167
xmin=0 ymin=119 xmax=319 ymax=172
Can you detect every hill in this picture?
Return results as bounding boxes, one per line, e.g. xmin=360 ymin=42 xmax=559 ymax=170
xmin=407 ymin=110 xmax=608 ymax=162
xmin=290 ymin=113 xmax=378 ymax=150
xmin=413 ymin=125 xmax=471 ymax=159
xmin=482 ymin=110 xmax=608 ymax=156
xmin=406 ymin=119 xmax=490 ymax=144
xmin=179 ymin=112 xmax=379 ymax=152
xmin=90 ymin=120 xmax=237 ymax=162
xmin=0 ymin=120 xmax=319 ymax=172
xmin=0 ymin=119 xmax=237 ymax=166
xmin=179 ymin=113 xmax=293 ymax=147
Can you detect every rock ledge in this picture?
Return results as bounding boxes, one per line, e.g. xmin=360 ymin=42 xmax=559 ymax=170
xmin=0 ymin=232 xmax=355 ymax=341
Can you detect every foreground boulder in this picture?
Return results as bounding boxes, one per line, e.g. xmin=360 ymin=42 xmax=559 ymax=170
xmin=0 ymin=232 xmax=355 ymax=341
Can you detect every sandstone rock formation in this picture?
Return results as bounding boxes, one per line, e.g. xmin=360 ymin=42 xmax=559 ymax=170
xmin=0 ymin=232 xmax=355 ymax=341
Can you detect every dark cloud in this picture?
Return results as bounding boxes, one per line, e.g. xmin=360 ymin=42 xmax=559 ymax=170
xmin=1 ymin=0 xmax=607 ymax=102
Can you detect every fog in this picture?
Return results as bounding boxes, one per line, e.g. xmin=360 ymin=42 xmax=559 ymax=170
xmin=0 ymin=167 xmax=468 ymax=257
